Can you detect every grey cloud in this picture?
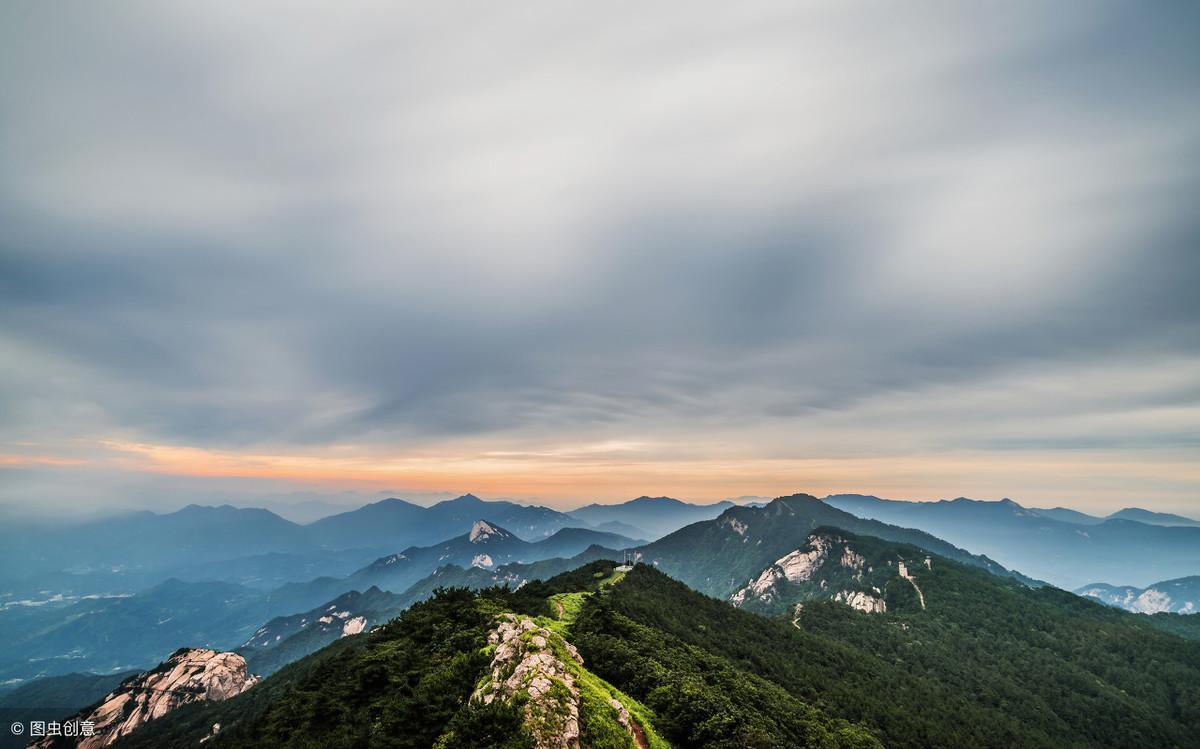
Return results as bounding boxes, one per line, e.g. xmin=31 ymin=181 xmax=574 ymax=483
xmin=0 ymin=1 xmax=1198 ymax=480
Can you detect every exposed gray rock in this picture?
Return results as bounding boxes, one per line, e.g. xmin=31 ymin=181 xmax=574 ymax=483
xmin=834 ymin=589 xmax=887 ymax=613
xmin=475 ymin=614 xmax=581 ymax=749
xmin=33 ymin=648 xmax=258 ymax=748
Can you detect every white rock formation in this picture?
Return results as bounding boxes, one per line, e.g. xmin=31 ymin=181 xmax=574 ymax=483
xmin=730 ymin=534 xmax=831 ymax=606
xmin=342 ymin=615 xmax=367 ymax=636
xmin=720 ymin=516 xmax=749 ymax=536
xmin=839 ymin=546 xmax=866 ymax=571
xmin=470 ymin=520 xmax=503 ymax=542
xmin=834 ymin=590 xmax=887 ymax=613
xmin=35 ymin=648 xmax=258 ymax=749
xmin=1131 ymin=588 xmax=1172 ymax=614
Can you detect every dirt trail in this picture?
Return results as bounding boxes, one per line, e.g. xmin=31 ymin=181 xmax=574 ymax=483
xmin=554 ymin=598 xmax=565 ymax=619
xmin=630 ymin=720 xmax=650 ymax=749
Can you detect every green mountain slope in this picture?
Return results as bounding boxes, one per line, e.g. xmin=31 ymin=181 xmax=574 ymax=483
xmin=109 ymin=545 xmax=1200 ymax=749
xmin=727 ymin=528 xmax=932 ymax=616
xmin=110 ymin=562 xmax=877 ymax=749
xmin=573 ymin=560 xmax=1200 ymax=748
xmin=113 ymin=572 xmax=681 ymax=749
xmin=639 ymin=493 xmax=1034 ymax=598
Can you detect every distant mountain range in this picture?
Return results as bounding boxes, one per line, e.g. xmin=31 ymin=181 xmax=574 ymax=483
xmin=246 ymin=496 xmax=1022 ymax=676
xmin=5 ymin=492 xmax=1190 ymax=590
xmin=1029 ymin=505 xmax=1200 ymax=527
xmin=0 ymin=494 xmax=662 ymax=594
xmin=0 ymin=494 xmax=584 ymax=582
xmin=14 ymin=490 xmax=1185 ymax=599
xmin=823 ymin=494 xmax=1200 ymax=589
xmin=301 ymin=520 xmax=639 ymax=599
xmin=0 ymin=505 xmax=318 ymax=587
xmin=566 ymin=495 xmax=737 ymax=538
xmin=306 ymin=493 xmax=581 ymax=549
xmin=4 ymin=488 xmax=1196 ymax=713
xmin=0 ymin=519 xmax=633 ymax=686
xmin=1078 ymin=575 xmax=1200 ymax=615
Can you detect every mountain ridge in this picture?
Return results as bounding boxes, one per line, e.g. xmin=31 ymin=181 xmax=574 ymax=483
xmin=823 ymin=493 xmax=1200 ymax=588
xmin=638 ymin=493 xmax=1035 ymax=599
xmin=567 ymin=495 xmax=737 ymax=539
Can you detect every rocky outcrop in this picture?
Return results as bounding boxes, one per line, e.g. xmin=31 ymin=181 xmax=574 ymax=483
xmin=33 ymin=648 xmax=258 ymax=748
xmin=1077 ymin=577 xmax=1200 ymax=615
xmin=834 ymin=590 xmax=887 ymax=613
xmin=731 ymin=534 xmax=832 ymax=606
xmin=839 ymin=546 xmax=866 ymax=571
xmin=470 ymin=520 xmax=510 ymax=543
xmin=474 ymin=614 xmax=582 ymax=749
xmin=719 ymin=516 xmax=749 ymax=536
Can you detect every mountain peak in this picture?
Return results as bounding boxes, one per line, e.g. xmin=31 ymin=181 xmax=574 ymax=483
xmin=469 ymin=519 xmax=511 ymax=543
xmin=771 ymin=493 xmax=822 ymax=509
xmin=628 ymin=495 xmax=684 ymax=506
xmin=1107 ymin=507 xmax=1200 ymax=526
xmin=378 ymin=497 xmax=420 ymax=507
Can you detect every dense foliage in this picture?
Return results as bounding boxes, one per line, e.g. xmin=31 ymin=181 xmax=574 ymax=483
xmin=573 ymin=563 xmax=1200 ymax=748
xmin=116 ymin=590 xmax=488 ymax=749
xmin=1148 ymin=611 xmax=1200 ymax=640
xmin=572 ymin=599 xmax=881 ymax=748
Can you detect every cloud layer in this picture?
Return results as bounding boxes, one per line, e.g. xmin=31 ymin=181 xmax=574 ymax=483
xmin=1 ymin=2 xmax=1198 ymax=513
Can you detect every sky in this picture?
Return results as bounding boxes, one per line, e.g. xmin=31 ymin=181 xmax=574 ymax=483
xmin=1 ymin=2 xmax=1198 ymax=518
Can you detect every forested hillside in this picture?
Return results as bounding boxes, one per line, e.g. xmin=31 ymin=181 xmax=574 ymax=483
xmin=578 ymin=565 xmax=1200 ymax=748
xmin=111 ymin=550 xmax=1200 ymax=749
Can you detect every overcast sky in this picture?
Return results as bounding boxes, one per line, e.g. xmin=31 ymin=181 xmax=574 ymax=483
xmin=1 ymin=2 xmax=1198 ymax=517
